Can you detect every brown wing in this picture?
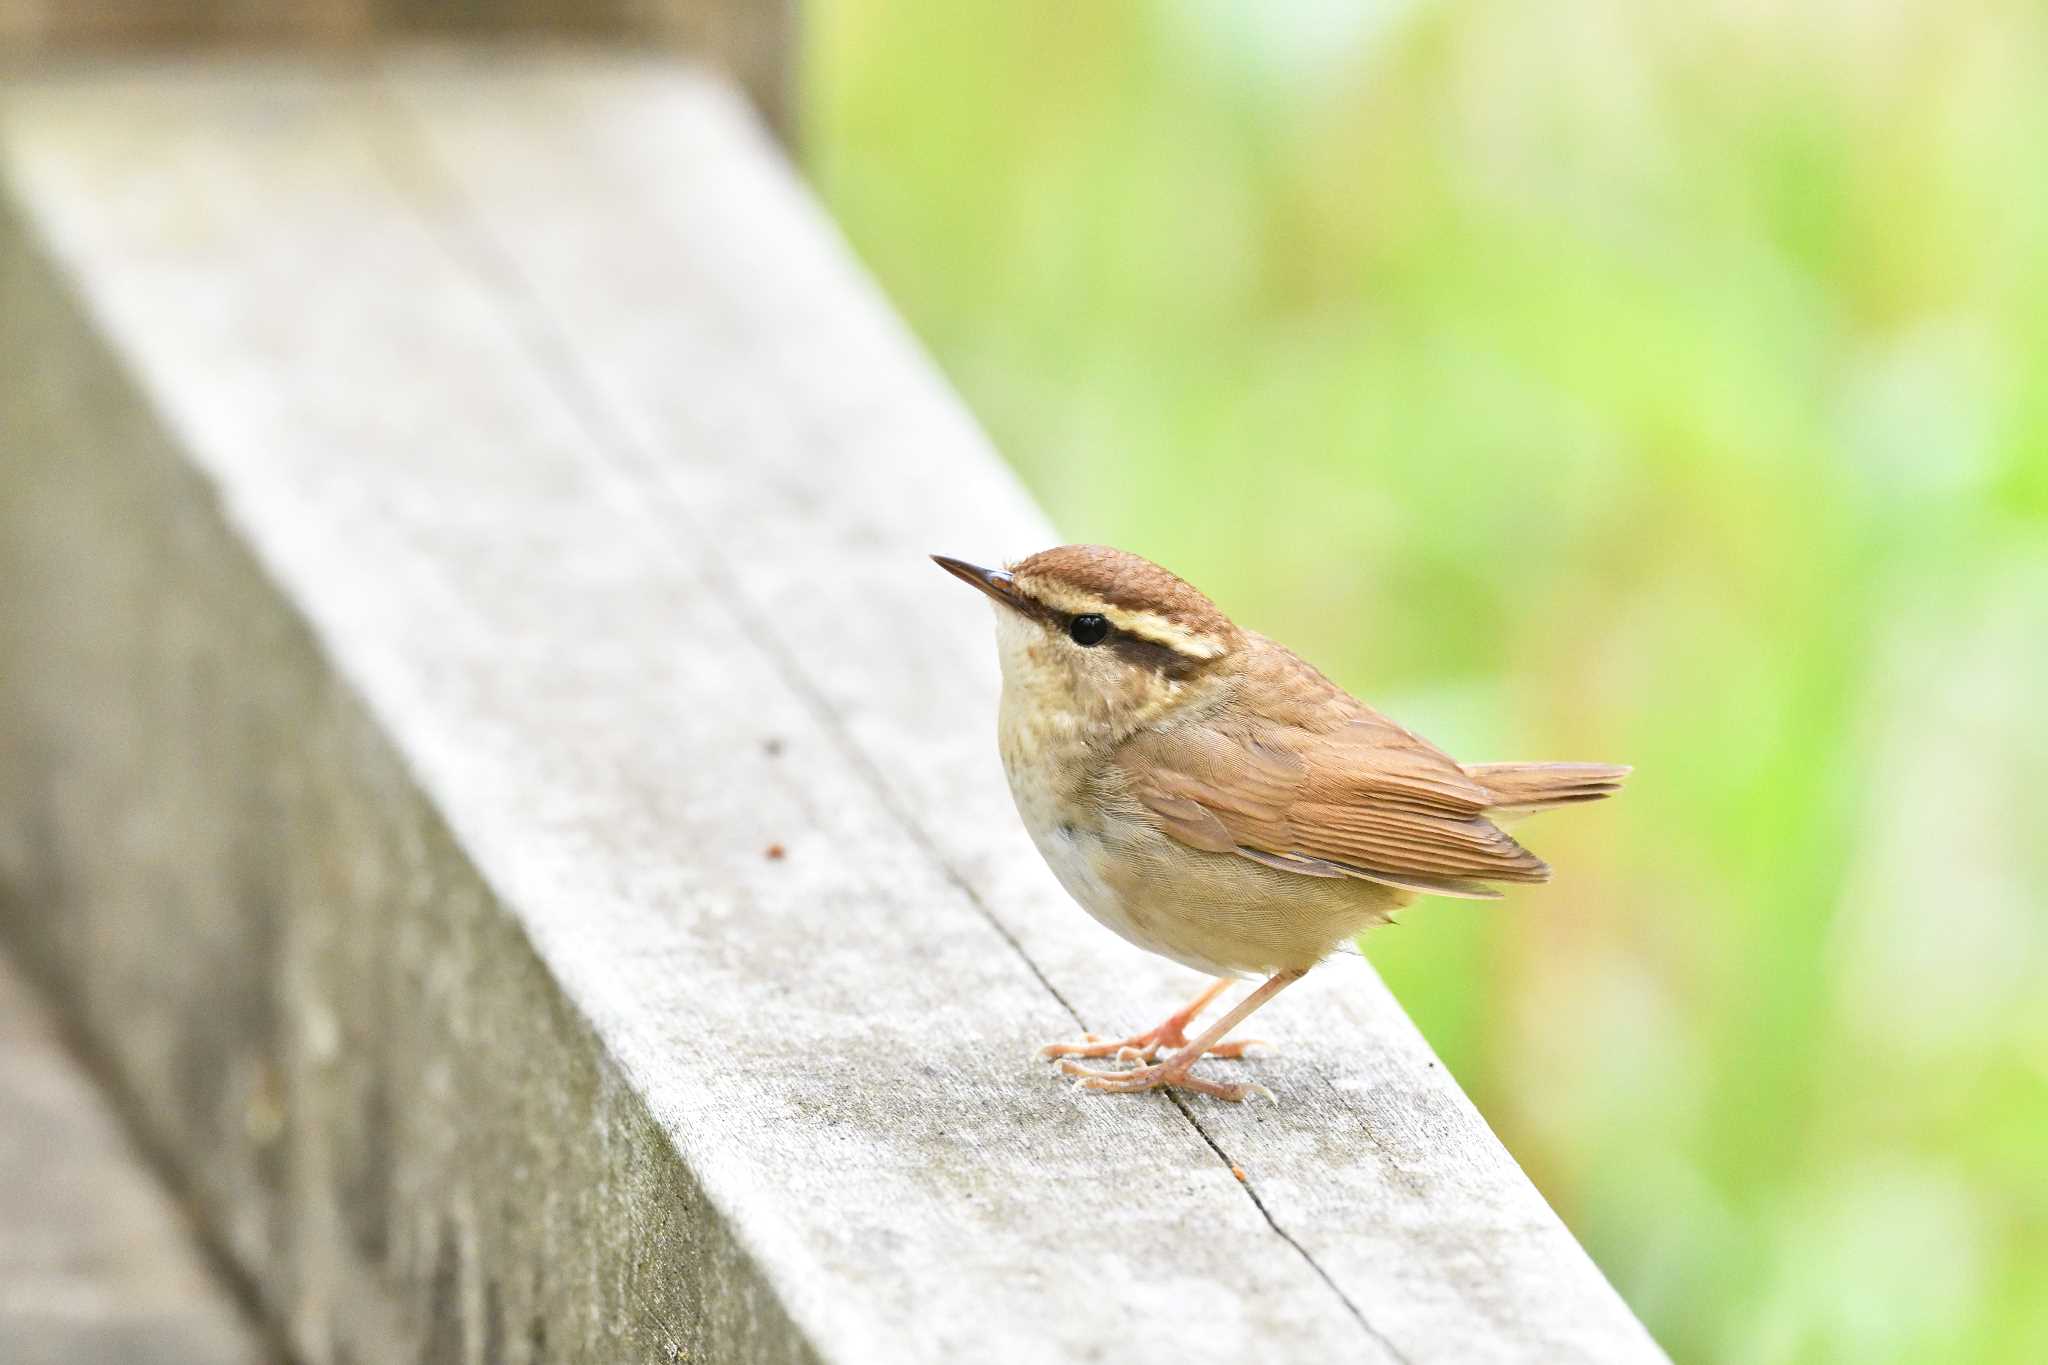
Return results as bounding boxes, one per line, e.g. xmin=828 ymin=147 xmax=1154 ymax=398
xmin=1120 ymin=696 xmax=1551 ymax=901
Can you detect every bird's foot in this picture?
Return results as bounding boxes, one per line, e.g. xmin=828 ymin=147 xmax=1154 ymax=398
xmin=1051 ymin=969 xmax=1302 ymax=1104
xmin=1056 ymin=1056 xmax=1275 ymax=1104
xmin=1040 ymin=1026 xmax=1266 ymax=1064
xmin=1040 ymin=978 xmax=1264 ymax=1062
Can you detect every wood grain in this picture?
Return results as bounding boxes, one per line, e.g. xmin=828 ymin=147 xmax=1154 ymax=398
xmin=0 ymin=53 xmax=1667 ymax=1363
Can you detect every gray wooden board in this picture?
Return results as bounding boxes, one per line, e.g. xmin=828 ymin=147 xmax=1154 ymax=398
xmin=0 ymin=952 xmax=272 ymax=1365
xmin=0 ymin=53 xmax=1666 ymax=1363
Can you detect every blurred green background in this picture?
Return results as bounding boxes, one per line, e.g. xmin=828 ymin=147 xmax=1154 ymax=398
xmin=803 ymin=2 xmax=2048 ymax=1361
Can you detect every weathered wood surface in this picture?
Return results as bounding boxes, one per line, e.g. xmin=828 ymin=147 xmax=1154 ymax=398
xmin=0 ymin=53 xmax=1667 ymax=1363
xmin=0 ymin=952 xmax=272 ymax=1365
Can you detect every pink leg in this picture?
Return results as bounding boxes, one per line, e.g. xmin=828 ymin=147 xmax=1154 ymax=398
xmin=1041 ymin=977 xmax=1264 ymax=1062
xmin=1059 ymin=970 xmax=1304 ymax=1103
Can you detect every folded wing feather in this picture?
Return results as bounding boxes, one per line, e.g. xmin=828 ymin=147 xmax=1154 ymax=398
xmin=1120 ymin=708 xmax=1555 ymax=901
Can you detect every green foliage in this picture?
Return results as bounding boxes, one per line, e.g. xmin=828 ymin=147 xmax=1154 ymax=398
xmin=806 ymin=3 xmax=2048 ymax=1360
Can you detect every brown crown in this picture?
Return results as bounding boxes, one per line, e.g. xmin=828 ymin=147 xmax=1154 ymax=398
xmin=1011 ymin=545 xmax=1237 ymax=639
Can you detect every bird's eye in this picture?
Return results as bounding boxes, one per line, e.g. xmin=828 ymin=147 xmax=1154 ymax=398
xmin=1068 ymin=614 xmax=1110 ymax=647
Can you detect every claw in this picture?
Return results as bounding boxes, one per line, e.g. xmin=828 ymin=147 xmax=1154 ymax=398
xmin=1039 ymin=977 xmax=1237 ymax=1061
xmin=1057 ymin=1057 xmax=1265 ymax=1103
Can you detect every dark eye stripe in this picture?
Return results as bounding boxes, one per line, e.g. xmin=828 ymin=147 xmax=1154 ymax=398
xmin=1015 ymin=589 xmax=1215 ymax=678
xmin=1106 ymin=631 xmax=1206 ymax=680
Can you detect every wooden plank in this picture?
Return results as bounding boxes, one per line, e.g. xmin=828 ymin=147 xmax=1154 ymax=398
xmin=381 ymin=53 xmax=1670 ymax=1362
xmin=0 ymin=953 xmax=271 ymax=1365
xmin=0 ymin=53 xmax=1666 ymax=1363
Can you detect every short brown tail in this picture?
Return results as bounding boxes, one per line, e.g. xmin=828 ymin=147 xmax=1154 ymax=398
xmin=1466 ymin=762 xmax=1631 ymax=815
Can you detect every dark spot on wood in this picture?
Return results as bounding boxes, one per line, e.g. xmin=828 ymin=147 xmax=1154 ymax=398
xmin=343 ymin=1072 xmax=391 ymax=1264
xmin=483 ymin=1277 xmax=505 ymax=1365
xmin=171 ymin=821 xmax=286 ymax=1240
xmin=424 ymin=1220 xmax=463 ymax=1365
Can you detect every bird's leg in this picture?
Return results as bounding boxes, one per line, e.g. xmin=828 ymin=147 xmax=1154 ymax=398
xmin=1059 ymin=969 xmax=1304 ymax=1102
xmin=1041 ymin=977 xmax=1255 ymax=1062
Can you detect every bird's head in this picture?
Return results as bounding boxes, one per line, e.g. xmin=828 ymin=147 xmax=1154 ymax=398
xmin=932 ymin=544 xmax=1242 ymax=737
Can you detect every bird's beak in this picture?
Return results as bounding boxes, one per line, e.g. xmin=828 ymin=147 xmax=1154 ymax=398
xmin=930 ymin=554 xmax=1023 ymax=612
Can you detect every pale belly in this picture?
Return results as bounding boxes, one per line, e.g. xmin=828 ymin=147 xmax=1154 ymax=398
xmin=1025 ymin=816 xmax=1202 ymax=968
xmin=1006 ymin=763 xmax=1407 ymax=978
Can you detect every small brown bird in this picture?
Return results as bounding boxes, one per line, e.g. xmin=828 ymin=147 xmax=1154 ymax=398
xmin=934 ymin=545 xmax=1627 ymax=1102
